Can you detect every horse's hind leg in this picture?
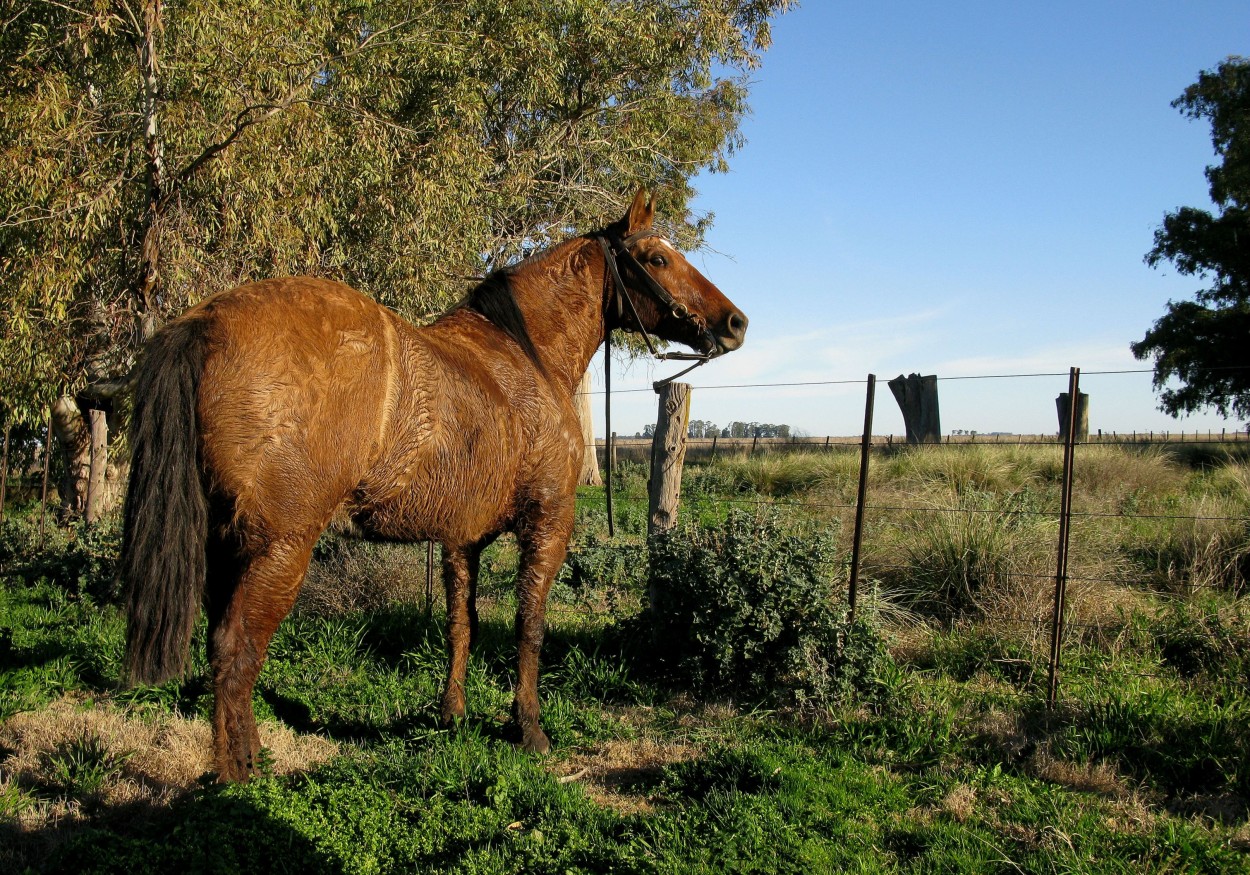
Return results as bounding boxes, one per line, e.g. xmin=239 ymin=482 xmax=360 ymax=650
xmin=206 ymin=531 xmax=315 ymax=782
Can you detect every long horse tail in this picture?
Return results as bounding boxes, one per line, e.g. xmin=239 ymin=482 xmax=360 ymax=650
xmin=121 ymin=316 xmax=212 ymax=685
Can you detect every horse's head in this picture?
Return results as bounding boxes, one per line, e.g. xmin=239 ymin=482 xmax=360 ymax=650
xmin=602 ymin=190 xmax=748 ymax=357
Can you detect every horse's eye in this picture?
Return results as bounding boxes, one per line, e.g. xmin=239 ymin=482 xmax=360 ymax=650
xmin=648 ymin=254 xmax=667 ymax=268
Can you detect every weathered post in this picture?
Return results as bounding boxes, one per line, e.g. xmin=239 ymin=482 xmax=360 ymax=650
xmin=648 ymin=382 xmax=692 ymax=538
xmin=888 ymin=373 xmax=940 ymax=444
xmin=1055 ymin=392 xmax=1089 ymax=441
xmin=84 ymin=406 xmax=108 ymax=525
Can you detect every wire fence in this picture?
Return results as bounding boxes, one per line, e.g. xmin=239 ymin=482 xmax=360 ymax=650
xmin=572 ymin=365 xmax=1250 ymax=706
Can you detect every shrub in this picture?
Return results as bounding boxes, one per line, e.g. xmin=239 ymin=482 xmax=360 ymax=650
xmin=645 ymin=509 xmax=889 ymax=708
xmin=0 ymin=511 xmax=122 ymax=602
xmin=299 ymin=533 xmax=432 ymax=616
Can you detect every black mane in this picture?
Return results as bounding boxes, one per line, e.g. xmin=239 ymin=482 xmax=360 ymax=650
xmin=457 ymin=271 xmax=546 ymax=374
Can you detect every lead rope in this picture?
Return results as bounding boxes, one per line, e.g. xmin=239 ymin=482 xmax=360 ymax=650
xmin=604 ymin=322 xmax=615 ymax=538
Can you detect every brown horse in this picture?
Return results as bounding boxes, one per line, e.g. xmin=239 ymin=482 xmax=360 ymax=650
xmin=120 ymin=191 xmax=747 ymax=781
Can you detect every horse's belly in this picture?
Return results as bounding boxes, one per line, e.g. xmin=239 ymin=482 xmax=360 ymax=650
xmin=349 ymin=445 xmax=522 ymax=546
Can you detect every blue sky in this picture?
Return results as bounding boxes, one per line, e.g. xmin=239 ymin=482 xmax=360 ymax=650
xmin=590 ymin=1 xmax=1250 ymax=438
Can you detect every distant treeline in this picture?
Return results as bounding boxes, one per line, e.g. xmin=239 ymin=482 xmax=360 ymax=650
xmin=637 ymin=420 xmax=795 ymax=439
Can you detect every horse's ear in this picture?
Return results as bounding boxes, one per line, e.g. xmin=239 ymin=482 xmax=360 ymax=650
xmin=624 ymin=188 xmax=655 ymax=236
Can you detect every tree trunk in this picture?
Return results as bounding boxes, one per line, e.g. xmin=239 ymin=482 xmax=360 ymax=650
xmin=888 ymin=373 xmax=941 ymax=444
xmin=1056 ymin=392 xmax=1090 ymax=441
xmin=576 ymin=370 xmax=602 ymax=486
xmin=50 ymin=393 xmax=126 ymax=523
xmin=134 ymin=0 xmax=165 ymax=343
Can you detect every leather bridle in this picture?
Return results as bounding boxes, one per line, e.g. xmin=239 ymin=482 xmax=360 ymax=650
xmin=596 ymin=230 xmax=719 ymax=367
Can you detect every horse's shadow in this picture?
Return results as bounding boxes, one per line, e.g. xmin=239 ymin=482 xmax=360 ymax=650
xmin=255 ymin=602 xmax=627 ymax=749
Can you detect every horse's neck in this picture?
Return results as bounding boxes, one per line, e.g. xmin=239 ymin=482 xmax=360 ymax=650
xmin=508 ymin=237 xmax=606 ymax=395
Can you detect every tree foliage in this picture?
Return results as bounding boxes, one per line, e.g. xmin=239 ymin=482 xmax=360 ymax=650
xmin=0 ymin=0 xmax=792 ymax=427
xmin=1133 ymin=57 xmax=1250 ymax=419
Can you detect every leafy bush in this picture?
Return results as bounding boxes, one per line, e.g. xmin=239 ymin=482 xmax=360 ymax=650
xmin=645 ymin=509 xmax=889 ymax=708
xmin=554 ymin=540 xmax=646 ymax=601
xmin=0 ymin=511 xmax=122 ymax=601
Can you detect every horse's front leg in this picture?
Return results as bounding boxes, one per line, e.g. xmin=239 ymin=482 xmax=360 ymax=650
xmin=511 ymin=518 xmax=572 ymax=753
xmin=440 ymin=543 xmax=482 ymax=726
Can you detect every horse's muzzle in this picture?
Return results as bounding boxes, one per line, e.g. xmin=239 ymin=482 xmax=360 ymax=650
xmin=714 ymin=309 xmax=748 ymax=354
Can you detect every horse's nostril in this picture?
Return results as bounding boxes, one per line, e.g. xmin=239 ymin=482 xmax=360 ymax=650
xmin=728 ymin=310 xmax=748 ymax=336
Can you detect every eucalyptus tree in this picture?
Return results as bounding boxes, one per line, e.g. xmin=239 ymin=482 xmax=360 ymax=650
xmin=1 ymin=0 xmax=791 ymax=518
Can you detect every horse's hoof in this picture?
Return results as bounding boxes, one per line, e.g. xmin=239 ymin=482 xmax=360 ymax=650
xmin=515 ymin=726 xmax=550 ymax=754
xmin=440 ymin=701 xmax=466 ymax=728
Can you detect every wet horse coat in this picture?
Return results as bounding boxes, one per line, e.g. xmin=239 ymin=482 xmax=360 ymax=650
xmin=120 ymin=192 xmax=747 ymax=781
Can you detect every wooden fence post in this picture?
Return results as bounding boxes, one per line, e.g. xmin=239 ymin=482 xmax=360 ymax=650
xmin=648 ymin=382 xmax=692 ymax=539
xmin=888 ymin=373 xmax=940 ymax=444
xmin=84 ymin=406 xmax=108 ymax=525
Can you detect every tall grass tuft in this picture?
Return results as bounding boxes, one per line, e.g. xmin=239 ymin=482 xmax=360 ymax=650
xmin=1126 ymin=494 xmax=1250 ymax=595
xmin=876 ymin=491 xmax=1056 ymax=621
xmin=710 ymin=451 xmax=859 ymax=496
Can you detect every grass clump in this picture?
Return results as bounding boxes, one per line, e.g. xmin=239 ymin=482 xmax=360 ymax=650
xmin=711 ymin=451 xmax=858 ymax=497
xmin=876 ymin=491 xmax=1056 ymax=621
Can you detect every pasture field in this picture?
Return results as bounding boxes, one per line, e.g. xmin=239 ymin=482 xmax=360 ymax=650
xmin=2 ymin=444 xmax=1250 ymax=873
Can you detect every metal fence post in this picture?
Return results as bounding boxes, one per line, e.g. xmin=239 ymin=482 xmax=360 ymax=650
xmin=0 ymin=423 xmax=10 ymax=524
xmin=1047 ymin=366 xmax=1081 ymax=709
xmin=848 ymin=374 xmax=876 ymax=623
xmin=39 ymin=413 xmax=52 ymax=548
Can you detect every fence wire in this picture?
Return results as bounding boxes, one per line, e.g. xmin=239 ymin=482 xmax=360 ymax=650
xmin=572 ymin=365 xmax=1250 ymax=701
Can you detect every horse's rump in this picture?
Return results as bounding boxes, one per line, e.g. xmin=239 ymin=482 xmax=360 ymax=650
xmin=193 ymin=278 xmax=400 ymax=537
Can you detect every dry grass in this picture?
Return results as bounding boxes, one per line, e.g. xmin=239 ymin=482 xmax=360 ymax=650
xmin=0 ymin=694 xmax=337 ymax=836
xmin=939 ymin=783 xmax=977 ymax=822
xmin=551 ymin=735 xmax=700 ymax=814
xmin=299 ymin=536 xmax=434 ymax=615
xmin=1029 ymin=750 xmax=1130 ymax=798
xmin=1071 ymin=445 xmax=1186 ymax=510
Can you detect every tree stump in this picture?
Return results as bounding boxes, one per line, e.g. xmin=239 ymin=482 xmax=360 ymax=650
xmin=648 ymin=382 xmax=692 ymax=538
xmin=1056 ymin=392 xmax=1089 ymax=441
xmin=888 ymin=373 xmax=941 ymax=444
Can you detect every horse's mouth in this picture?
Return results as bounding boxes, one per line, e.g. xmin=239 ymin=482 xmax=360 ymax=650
xmin=707 ymin=334 xmax=744 ymax=357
